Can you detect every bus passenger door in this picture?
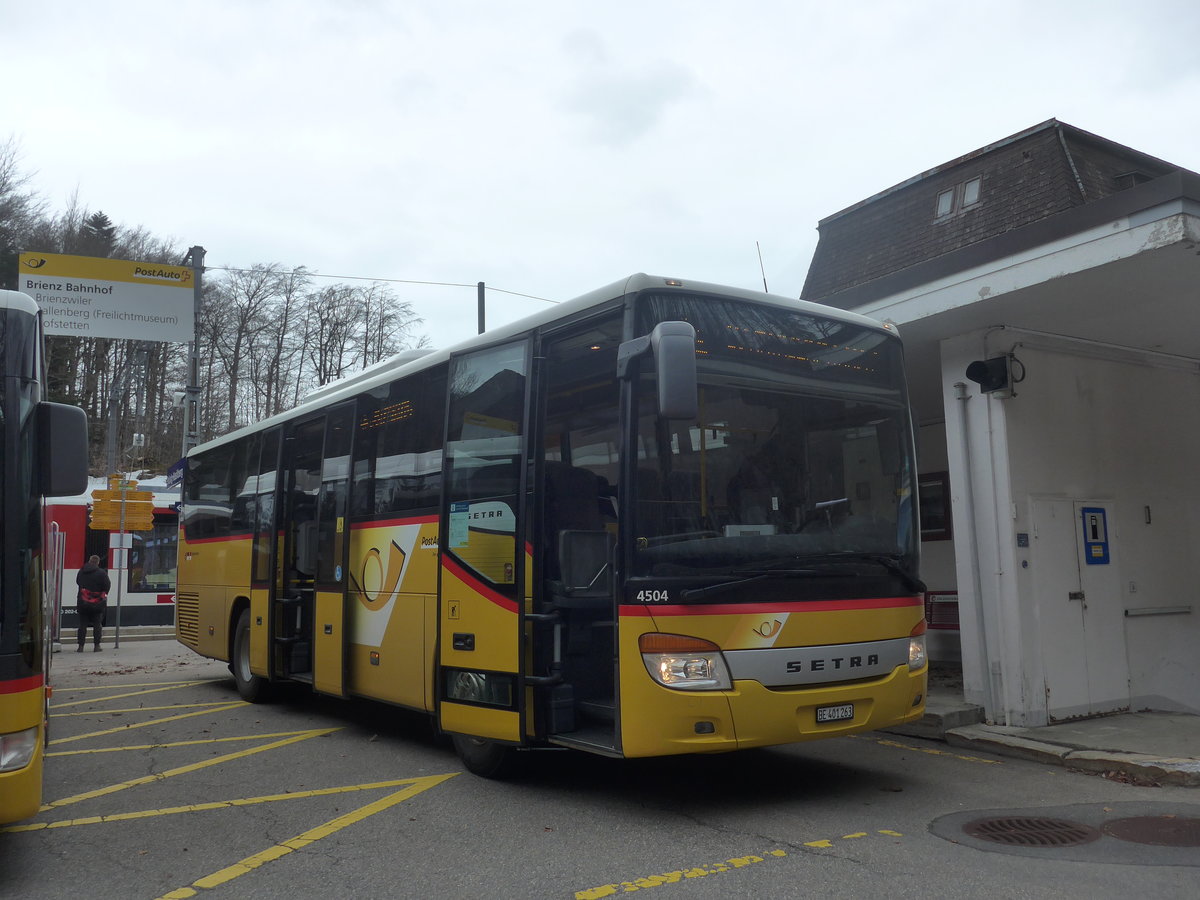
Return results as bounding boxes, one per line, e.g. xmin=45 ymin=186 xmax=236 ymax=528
xmin=272 ymin=403 xmax=354 ymax=695
xmin=536 ymin=316 xmax=623 ymax=753
xmin=438 ymin=340 xmax=530 ymax=745
xmin=312 ymin=404 xmax=355 ymax=697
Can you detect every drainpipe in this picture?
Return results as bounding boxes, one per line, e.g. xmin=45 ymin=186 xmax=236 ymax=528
xmin=954 ymin=381 xmax=1000 ymax=720
xmin=1056 ymin=123 xmax=1088 ymax=202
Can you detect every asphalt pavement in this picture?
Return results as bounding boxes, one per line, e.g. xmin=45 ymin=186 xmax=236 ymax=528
xmin=49 ymin=629 xmax=1200 ymax=787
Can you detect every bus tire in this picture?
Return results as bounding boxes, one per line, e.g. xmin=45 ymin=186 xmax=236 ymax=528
xmin=231 ymin=609 xmax=271 ymax=702
xmin=451 ymin=734 xmax=514 ymax=778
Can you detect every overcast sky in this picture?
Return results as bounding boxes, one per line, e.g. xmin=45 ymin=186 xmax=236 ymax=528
xmin=6 ymin=1 xmax=1199 ymax=348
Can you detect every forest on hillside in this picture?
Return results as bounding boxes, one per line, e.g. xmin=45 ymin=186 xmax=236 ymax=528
xmin=0 ymin=138 xmax=428 ymax=476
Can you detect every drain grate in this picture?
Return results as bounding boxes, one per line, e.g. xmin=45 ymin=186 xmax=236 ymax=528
xmin=963 ymin=816 xmax=1103 ymax=848
xmin=1103 ymin=816 xmax=1200 ymax=847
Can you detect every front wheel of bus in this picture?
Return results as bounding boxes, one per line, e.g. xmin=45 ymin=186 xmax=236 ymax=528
xmin=451 ymin=734 xmax=514 ymax=778
xmin=232 ymin=610 xmax=270 ymax=702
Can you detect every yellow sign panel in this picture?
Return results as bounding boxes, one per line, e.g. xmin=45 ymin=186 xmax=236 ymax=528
xmin=89 ymin=477 xmax=157 ymax=531
xmin=89 ymin=514 xmax=156 ymax=532
xmin=16 ymin=251 xmax=195 ymax=342
xmin=91 ymin=488 xmax=156 ymax=503
xmin=23 ymin=253 xmax=192 ymax=286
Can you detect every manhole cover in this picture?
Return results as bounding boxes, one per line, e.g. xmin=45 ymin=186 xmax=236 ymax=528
xmin=1102 ymin=816 xmax=1200 ymax=847
xmin=963 ymin=816 xmax=1102 ymax=848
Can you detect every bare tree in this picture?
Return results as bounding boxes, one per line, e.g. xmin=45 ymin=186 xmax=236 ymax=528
xmin=0 ymin=136 xmax=46 ymax=277
xmin=206 ymin=264 xmax=288 ymax=431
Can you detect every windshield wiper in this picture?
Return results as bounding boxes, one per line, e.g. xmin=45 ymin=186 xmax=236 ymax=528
xmin=815 ymin=552 xmax=926 ymax=594
xmin=679 ymin=569 xmax=818 ymax=600
xmin=732 ymin=552 xmax=925 ymax=593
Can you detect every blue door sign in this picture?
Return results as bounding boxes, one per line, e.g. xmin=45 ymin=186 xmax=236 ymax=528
xmin=1080 ymin=506 xmax=1110 ymax=565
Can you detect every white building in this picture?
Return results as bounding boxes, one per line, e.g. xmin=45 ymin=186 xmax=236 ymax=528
xmin=802 ymin=120 xmax=1200 ymax=726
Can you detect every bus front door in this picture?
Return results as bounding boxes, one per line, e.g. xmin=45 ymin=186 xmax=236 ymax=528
xmin=437 ymin=340 xmax=530 ymax=752
xmin=274 ymin=404 xmax=354 ymax=696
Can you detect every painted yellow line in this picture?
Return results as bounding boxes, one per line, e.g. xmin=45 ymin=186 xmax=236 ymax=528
xmin=50 ymin=679 xmax=224 ymax=693
xmin=49 ymin=702 xmax=248 ymax=745
xmin=575 ymin=851 xmax=788 ymax=898
xmin=2 ymin=775 xmax=454 ymax=834
xmin=47 ymin=730 xmax=320 ymax=757
xmin=871 ymin=736 xmax=1003 ymax=765
xmin=154 ymin=773 xmax=457 ymax=899
xmin=51 ymin=681 xmax=225 ymax=709
xmin=53 ymin=701 xmax=240 ymax=717
xmin=575 ymin=831 xmax=908 ymax=897
xmin=40 ymin=728 xmax=339 ymax=811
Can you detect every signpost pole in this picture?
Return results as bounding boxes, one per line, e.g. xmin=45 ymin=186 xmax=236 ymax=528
xmin=115 ymin=482 xmax=126 ymax=650
xmin=181 ymin=246 xmax=205 ymax=458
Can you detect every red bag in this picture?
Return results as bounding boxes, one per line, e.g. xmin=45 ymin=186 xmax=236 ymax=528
xmin=80 ymin=588 xmax=107 ymax=607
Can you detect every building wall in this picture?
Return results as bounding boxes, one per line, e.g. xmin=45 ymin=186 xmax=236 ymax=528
xmin=804 ymin=128 xmax=1082 ymax=300
xmin=943 ymin=331 xmax=1200 ymax=722
xmin=1003 ymin=343 xmax=1200 ymax=716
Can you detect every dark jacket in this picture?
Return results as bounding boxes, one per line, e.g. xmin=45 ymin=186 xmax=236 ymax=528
xmin=76 ymin=562 xmax=112 ymax=609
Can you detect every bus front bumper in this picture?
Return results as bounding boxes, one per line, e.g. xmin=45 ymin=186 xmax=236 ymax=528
xmin=620 ymin=665 xmax=927 ymax=758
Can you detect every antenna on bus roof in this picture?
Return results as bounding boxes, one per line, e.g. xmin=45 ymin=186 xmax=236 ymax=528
xmin=756 ymin=241 xmax=769 ymax=293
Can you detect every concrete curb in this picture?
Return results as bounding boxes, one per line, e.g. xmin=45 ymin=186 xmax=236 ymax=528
xmin=51 ymin=628 xmax=176 ymax=651
xmin=945 ymin=724 xmax=1200 ymax=787
xmin=884 ymin=699 xmax=985 ymax=741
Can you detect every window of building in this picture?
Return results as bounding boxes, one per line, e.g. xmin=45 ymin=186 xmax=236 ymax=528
xmin=934 ymin=176 xmax=982 ymax=220
xmin=962 ymin=176 xmax=981 ymax=207
xmin=935 ymin=189 xmax=954 ymax=218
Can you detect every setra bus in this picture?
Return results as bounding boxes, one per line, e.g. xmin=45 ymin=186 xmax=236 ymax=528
xmin=0 ymin=290 xmax=88 ymax=823
xmin=176 ymin=274 xmax=927 ymax=775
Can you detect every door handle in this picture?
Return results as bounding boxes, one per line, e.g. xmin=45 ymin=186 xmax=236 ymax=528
xmin=1068 ymin=591 xmax=1085 ymax=601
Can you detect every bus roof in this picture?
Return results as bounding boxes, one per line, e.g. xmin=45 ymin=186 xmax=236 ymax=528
xmin=188 ymin=273 xmax=896 ymax=457
xmin=0 ymin=290 xmax=40 ymax=316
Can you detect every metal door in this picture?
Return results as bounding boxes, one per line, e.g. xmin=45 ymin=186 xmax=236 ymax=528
xmin=1030 ymin=498 xmax=1129 ymax=720
xmin=437 ymin=339 xmax=530 ymax=743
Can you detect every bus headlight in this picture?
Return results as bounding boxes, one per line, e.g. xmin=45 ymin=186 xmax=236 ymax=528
xmin=0 ymin=726 xmax=39 ymax=773
xmin=639 ymin=633 xmax=731 ymax=691
xmin=908 ymin=634 xmax=927 ymax=671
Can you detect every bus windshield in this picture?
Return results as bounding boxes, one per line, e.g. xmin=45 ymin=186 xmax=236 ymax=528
xmin=631 ymin=293 xmax=917 ymax=583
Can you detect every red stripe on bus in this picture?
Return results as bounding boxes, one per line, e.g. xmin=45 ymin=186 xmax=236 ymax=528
xmin=0 ymin=674 xmax=44 ymax=695
xmin=183 ymin=533 xmax=252 ymax=545
xmin=619 ymin=596 xmax=922 ymax=616
xmin=440 ymin=556 xmax=519 ymax=614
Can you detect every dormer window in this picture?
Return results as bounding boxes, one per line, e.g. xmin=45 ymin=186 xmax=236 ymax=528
xmin=935 ymin=176 xmax=983 ymax=220
xmin=962 ymin=176 xmax=981 ymax=207
xmin=1114 ymin=170 xmax=1153 ymax=190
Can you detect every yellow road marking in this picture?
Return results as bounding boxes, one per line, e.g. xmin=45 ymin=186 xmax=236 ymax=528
xmin=2 ymin=775 xmax=454 ymax=833
xmin=52 ymin=701 xmax=239 ymax=717
xmin=575 ymin=852 xmax=786 ymax=898
xmin=154 ymin=774 xmax=457 ymax=899
xmin=40 ymin=728 xmax=339 ymax=811
xmin=575 ymin=832 xmax=906 ymax=897
xmin=871 ymin=736 xmax=1003 ymax=765
xmin=51 ymin=681 xmax=224 ymax=709
xmin=49 ymin=702 xmax=248 ymax=745
xmin=48 ymin=730 xmax=321 ymax=757
xmin=50 ymin=679 xmax=224 ymax=693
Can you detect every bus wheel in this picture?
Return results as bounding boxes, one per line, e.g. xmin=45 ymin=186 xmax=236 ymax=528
xmin=232 ymin=610 xmax=271 ymax=702
xmin=451 ymin=734 xmax=514 ymax=778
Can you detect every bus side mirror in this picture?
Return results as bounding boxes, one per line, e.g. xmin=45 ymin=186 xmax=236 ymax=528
xmin=39 ymin=401 xmax=90 ymax=497
xmin=616 ymin=321 xmax=698 ymax=420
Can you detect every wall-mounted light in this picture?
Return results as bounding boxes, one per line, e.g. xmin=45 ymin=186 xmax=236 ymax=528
xmin=966 ymin=355 xmax=1015 ymax=398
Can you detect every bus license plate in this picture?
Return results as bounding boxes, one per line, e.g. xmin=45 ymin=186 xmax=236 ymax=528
xmin=816 ymin=703 xmax=854 ymax=723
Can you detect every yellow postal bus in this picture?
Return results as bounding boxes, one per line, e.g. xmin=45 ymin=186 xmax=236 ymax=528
xmin=0 ymin=290 xmax=88 ymax=823
xmin=176 ymin=275 xmax=927 ymax=775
